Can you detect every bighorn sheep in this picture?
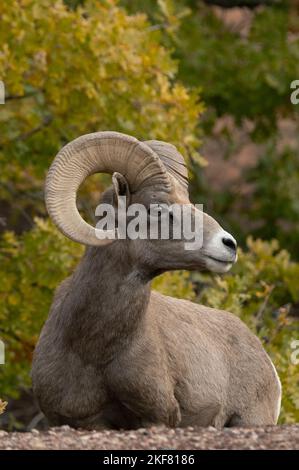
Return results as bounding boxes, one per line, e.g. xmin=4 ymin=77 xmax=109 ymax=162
xmin=32 ymin=131 xmax=281 ymax=429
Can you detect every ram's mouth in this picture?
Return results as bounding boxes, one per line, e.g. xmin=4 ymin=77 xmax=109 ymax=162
xmin=207 ymin=255 xmax=235 ymax=265
xmin=204 ymin=254 xmax=237 ymax=273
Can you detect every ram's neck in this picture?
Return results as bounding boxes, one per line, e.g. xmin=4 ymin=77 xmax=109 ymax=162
xmin=60 ymin=242 xmax=151 ymax=364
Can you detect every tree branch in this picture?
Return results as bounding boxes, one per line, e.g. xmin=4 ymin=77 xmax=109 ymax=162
xmin=18 ymin=115 xmax=53 ymax=141
xmin=0 ymin=115 xmax=53 ymax=151
xmin=5 ymin=91 xmax=39 ymax=101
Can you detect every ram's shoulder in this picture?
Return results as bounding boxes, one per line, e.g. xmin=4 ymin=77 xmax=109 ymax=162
xmin=150 ymin=290 xmax=249 ymax=331
xmin=151 ymin=289 xmax=221 ymax=314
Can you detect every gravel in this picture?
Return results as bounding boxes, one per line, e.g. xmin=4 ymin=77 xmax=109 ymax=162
xmin=0 ymin=425 xmax=298 ymax=450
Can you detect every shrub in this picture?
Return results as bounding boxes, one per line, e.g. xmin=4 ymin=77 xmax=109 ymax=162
xmin=0 ymin=399 xmax=7 ymax=415
xmin=0 ymin=0 xmax=203 ymax=228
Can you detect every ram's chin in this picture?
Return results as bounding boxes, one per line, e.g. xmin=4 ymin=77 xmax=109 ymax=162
xmin=204 ymin=257 xmax=233 ymax=274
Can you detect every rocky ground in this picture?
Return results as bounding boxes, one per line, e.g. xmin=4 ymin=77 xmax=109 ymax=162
xmin=0 ymin=425 xmax=298 ymax=450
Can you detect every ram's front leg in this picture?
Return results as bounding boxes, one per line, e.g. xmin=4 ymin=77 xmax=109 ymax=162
xmin=106 ymin=361 xmax=181 ymax=428
xmin=121 ymin=383 xmax=181 ymax=428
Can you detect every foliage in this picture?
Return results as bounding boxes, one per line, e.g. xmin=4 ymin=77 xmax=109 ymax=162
xmin=174 ymin=1 xmax=299 ymax=258
xmin=175 ymin=2 xmax=298 ymax=138
xmin=245 ymin=140 xmax=299 ymax=255
xmin=124 ymin=1 xmax=298 ymax=138
xmin=122 ymin=0 xmax=299 ymax=260
xmin=0 ymin=0 xmax=203 ymax=228
xmin=153 ymin=270 xmax=195 ymax=300
xmin=197 ymin=237 xmax=299 ymax=423
xmin=0 ymin=399 xmax=7 ymax=415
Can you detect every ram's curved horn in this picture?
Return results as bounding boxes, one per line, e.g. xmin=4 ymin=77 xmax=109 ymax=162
xmin=45 ymin=131 xmax=170 ymax=246
xmin=144 ymin=140 xmax=189 ymax=194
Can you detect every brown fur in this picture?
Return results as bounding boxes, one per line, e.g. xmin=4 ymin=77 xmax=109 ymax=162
xmin=32 ymin=177 xmax=281 ymax=429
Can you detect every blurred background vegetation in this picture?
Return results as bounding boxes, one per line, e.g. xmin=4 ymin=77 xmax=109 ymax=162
xmin=0 ymin=0 xmax=298 ymax=429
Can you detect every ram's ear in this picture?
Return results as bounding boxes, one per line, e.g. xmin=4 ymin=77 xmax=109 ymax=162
xmin=112 ymin=172 xmax=131 ymax=207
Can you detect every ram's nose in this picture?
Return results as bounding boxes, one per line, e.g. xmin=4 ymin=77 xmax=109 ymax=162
xmin=206 ymin=229 xmax=238 ymax=263
xmin=222 ymin=235 xmax=237 ymax=253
